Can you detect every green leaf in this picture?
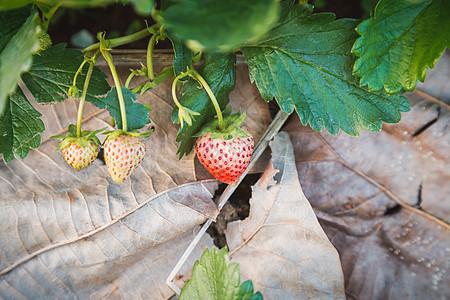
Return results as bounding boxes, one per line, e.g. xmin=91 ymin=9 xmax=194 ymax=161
xmin=38 ymin=0 xmax=116 ymax=8
xmin=125 ymin=0 xmax=155 ymax=15
xmin=352 ymin=0 xmax=450 ymax=93
xmin=0 ymin=88 xmax=44 ymax=163
xmin=93 ymin=87 xmax=150 ymax=131
xmin=180 ymin=248 xmax=241 ymax=300
xmin=161 ymin=0 xmax=280 ymax=51
xmin=242 ymin=4 xmax=410 ymax=136
xmin=21 ymin=43 xmax=111 ymax=104
xmin=0 ymin=5 xmax=41 ymax=115
xmin=279 ymin=0 xmax=296 ymax=20
xmin=0 ymin=0 xmax=32 ymax=11
xmin=235 ymin=281 xmax=263 ymax=300
xmin=172 ymin=51 xmax=236 ymax=158
xmin=167 ymin=31 xmax=193 ymax=78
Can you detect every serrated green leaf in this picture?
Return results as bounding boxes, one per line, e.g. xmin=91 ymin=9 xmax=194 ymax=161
xmin=0 ymin=5 xmax=41 ymax=115
xmin=21 ymin=43 xmax=111 ymax=104
xmin=93 ymin=87 xmax=150 ymax=131
xmin=172 ymin=51 xmax=236 ymax=158
xmin=242 ymin=4 xmax=411 ymax=136
xmin=235 ymin=280 xmax=262 ymax=300
xmin=0 ymin=88 xmax=44 ymax=163
xmin=166 ymin=31 xmax=193 ymax=78
xmin=180 ymin=248 xmax=240 ymax=300
xmin=161 ymin=0 xmax=280 ymax=51
xmin=352 ymin=0 xmax=450 ymax=93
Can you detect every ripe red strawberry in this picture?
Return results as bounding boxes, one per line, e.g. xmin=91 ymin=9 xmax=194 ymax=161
xmin=104 ymin=133 xmax=146 ymax=183
xmin=62 ymin=140 xmax=99 ymax=171
xmin=195 ymin=132 xmax=254 ymax=183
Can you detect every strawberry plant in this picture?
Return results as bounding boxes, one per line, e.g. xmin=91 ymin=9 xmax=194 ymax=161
xmin=0 ymin=0 xmax=448 ymax=298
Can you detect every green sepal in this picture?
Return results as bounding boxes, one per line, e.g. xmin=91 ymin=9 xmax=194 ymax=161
xmin=56 ymin=137 xmax=77 ymax=150
xmin=77 ymin=137 xmax=87 ymax=147
xmin=52 ymin=125 xmax=106 ymax=149
xmin=193 ymin=110 xmax=249 ymax=140
xmin=50 ymin=134 xmax=69 ymax=140
xmin=68 ymin=124 xmax=77 ymax=135
xmin=103 ymin=128 xmax=154 ymax=141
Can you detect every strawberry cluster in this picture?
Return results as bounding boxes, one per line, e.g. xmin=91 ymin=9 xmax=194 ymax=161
xmin=53 ymin=125 xmax=150 ymax=183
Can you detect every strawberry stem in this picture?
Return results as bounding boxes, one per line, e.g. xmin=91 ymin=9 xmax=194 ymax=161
xmin=82 ymin=27 xmax=156 ymax=54
xmin=171 ymin=71 xmax=200 ymax=127
xmin=100 ymin=35 xmax=127 ymax=132
xmin=72 ymin=59 xmax=88 ymax=91
xmin=191 ymin=71 xmax=224 ymax=130
xmin=39 ymin=2 xmax=61 ymax=32
xmin=146 ymin=34 xmax=157 ymax=81
xmin=76 ymin=53 xmax=99 ymax=138
xmin=171 ymin=73 xmax=185 ymax=110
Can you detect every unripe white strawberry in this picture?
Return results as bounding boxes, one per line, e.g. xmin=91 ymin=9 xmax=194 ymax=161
xmin=104 ymin=134 xmax=146 ymax=183
xmin=62 ymin=140 xmax=99 ymax=171
xmin=52 ymin=125 xmax=104 ymax=172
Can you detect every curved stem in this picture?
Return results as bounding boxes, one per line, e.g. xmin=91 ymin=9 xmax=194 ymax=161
xmin=73 ymin=59 xmax=88 ymax=88
xmin=146 ymin=34 xmax=158 ymax=81
xmin=171 ymin=73 xmax=185 ymax=109
xmin=191 ymin=72 xmax=224 ymax=130
xmin=40 ymin=3 xmax=61 ymax=32
xmin=76 ymin=53 xmax=100 ymax=137
xmin=125 ymin=71 xmax=136 ymax=89
xmin=83 ymin=28 xmax=154 ymax=54
xmin=102 ymin=50 xmax=127 ymax=131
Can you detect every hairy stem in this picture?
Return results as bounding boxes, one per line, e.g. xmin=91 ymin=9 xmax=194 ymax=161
xmin=39 ymin=3 xmax=61 ymax=31
xmin=83 ymin=28 xmax=154 ymax=54
xmin=102 ymin=50 xmax=127 ymax=131
xmin=72 ymin=59 xmax=88 ymax=88
xmin=146 ymin=34 xmax=158 ymax=81
xmin=191 ymin=71 xmax=224 ymax=129
xmin=171 ymin=73 xmax=185 ymax=109
xmin=76 ymin=54 xmax=99 ymax=137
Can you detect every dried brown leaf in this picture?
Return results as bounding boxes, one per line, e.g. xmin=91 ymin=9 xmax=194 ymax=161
xmin=284 ymin=92 xmax=450 ymax=299
xmin=225 ymin=132 xmax=345 ymax=299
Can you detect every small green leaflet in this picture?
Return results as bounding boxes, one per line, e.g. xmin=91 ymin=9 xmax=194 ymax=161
xmin=242 ymin=4 xmax=410 ymax=136
xmin=0 ymin=89 xmax=45 ymax=163
xmin=161 ymin=0 xmax=280 ymax=51
xmin=166 ymin=30 xmax=193 ymax=78
xmin=352 ymin=0 xmax=450 ymax=94
xmin=236 ymin=281 xmax=263 ymax=300
xmin=0 ymin=4 xmax=41 ymax=115
xmin=21 ymin=43 xmax=111 ymax=104
xmin=180 ymin=248 xmax=262 ymax=300
xmin=93 ymin=87 xmax=150 ymax=131
xmin=172 ymin=51 xmax=236 ymax=158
